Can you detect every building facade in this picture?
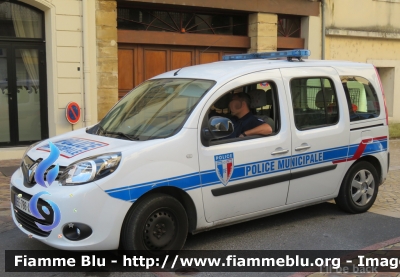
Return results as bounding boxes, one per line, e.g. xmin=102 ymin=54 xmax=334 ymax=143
xmin=1 ymin=0 xmax=398 ymax=159
xmin=322 ymin=0 xmax=400 ymax=122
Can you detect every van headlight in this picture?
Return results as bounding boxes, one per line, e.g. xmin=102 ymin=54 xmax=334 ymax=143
xmin=59 ymin=153 xmax=122 ymax=186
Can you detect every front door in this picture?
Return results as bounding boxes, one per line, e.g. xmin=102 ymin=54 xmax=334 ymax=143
xmin=0 ymin=43 xmax=48 ymax=146
xmin=198 ymin=70 xmax=292 ymax=222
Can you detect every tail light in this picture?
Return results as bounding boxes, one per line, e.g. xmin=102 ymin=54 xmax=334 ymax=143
xmin=374 ymin=66 xmax=389 ymax=125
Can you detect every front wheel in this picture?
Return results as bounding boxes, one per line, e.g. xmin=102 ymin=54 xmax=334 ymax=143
xmin=121 ymin=193 xmax=188 ymax=256
xmin=335 ymin=161 xmax=379 ymax=213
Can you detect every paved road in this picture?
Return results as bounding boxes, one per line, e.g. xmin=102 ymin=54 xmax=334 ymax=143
xmin=1 ymin=140 xmax=400 ymax=277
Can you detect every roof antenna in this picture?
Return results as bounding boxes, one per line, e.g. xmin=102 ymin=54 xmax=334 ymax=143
xmin=173 ymin=37 xmax=223 ymax=76
xmin=174 ymin=67 xmax=182 ymax=76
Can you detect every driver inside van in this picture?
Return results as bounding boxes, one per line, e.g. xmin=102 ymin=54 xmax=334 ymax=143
xmin=210 ymin=92 xmax=272 ymax=139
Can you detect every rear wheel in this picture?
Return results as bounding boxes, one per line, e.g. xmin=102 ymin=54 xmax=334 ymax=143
xmin=335 ymin=161 xmax=379 ymax=213
xmin=121 ymin=193 xmax=188 ymax=256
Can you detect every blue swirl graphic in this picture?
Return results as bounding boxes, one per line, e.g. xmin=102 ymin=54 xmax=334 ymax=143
xmin=35 ymin=141 xmax=60 ymax=188
xmin=29 ymin=191 xmax=61 ymax=232
xmin=42 ymin=206 xmax=50 ymax=215
xmin=28 ymin=142 xmax=62 ymax=232
xmin=29 ymin=191 xmax=48 ymax=220
xmin=47 ymin=164 xmax=59 ymax=186
xmin=35 ymin=198 xmax=61 ymax=232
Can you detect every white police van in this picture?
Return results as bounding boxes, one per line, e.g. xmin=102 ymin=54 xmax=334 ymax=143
xmin=11 ymin=50 xmax=389 ymax=254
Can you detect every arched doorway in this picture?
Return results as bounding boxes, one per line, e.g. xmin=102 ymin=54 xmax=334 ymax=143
xmin=0 ymin=1 xmax=48 ymax=147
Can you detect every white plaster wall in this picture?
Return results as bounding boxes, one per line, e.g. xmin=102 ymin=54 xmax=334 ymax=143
xmin=378 ymin=67 xmax=395 ymax=117
xmin=301 ymin=15 xmax=322 ymax=59
xmin=54 ymin=0 xmax=84 ymax=133
xmin=368 ymin=60 xmax=400 ymax=122
xmin=325 ymin=0 xmax=400 ymax=31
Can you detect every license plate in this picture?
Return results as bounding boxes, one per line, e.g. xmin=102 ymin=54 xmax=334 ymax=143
xmin=14 ymin=195 xmax=33 ymax=216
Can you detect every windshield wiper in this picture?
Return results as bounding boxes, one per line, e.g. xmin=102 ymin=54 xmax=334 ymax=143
xmin=96 ymin=124 xmax=106 ymax=135
xmin=104 ymin=131 xmax=140 ymax=141
xmin=96 ymin=125 xmax=139 ymax=141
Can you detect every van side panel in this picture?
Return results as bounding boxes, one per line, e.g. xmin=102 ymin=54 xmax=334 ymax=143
xmin=343 ymin=127 xmax=388 ymax=184
xmin=333 ymin=65 xmax=389 ymax=184
xmin=97 ymin=128 xmax=212 ymax=231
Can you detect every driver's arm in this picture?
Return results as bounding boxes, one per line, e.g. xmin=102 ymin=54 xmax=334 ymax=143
xmin=240 ymin=123 xmax=272 ymax=137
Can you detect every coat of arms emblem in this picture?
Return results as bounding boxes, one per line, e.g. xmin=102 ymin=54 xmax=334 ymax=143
xmin=215 ymin=153 xmax=234 ymax=186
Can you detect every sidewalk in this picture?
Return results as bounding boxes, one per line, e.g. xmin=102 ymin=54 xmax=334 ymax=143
xmin=369 ymin=139 xmax=400 ymax=218
xmin=1 ymin=141 xmax=400 ymax=277
xmin=0 ymin=158 xmax=20 ymax=233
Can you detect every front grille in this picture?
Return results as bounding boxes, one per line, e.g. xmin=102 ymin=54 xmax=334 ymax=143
xmin=11 ymin=186 xmax=54 ymax=237
xmin=22 ymin=155 xmax=66 ymax=188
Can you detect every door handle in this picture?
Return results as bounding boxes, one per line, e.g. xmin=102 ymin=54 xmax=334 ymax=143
xmin=271 ymin=148 xmax=289 ymax=155
xmin=295 ymin=144 xmax=311 ymax=151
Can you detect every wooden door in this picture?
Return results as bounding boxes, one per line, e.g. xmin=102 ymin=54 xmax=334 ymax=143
xmin=118 ymin=44 xmax=245 ymax=98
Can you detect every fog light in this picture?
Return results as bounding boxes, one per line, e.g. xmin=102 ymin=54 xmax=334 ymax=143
xmin=62 ymin=223 xmax=92 ymax=241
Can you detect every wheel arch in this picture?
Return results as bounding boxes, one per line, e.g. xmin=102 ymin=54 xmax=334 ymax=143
xmin=335 ymin=157 xmax=380 ymax=213
xmin=355 ymin=155 xmax=383 ymax=185
xmin=121 ymin=186 xmax=197 ymax=234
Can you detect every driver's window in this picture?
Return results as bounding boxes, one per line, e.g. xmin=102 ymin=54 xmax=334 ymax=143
xmin=204 ymin=81 xmax=279 ymax=145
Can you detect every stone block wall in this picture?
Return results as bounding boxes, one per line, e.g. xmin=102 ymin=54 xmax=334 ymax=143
xmin=248 ymin=13 xmax=277 ymax=53
xmin=96 ymin=0 xmax=118 ymax=120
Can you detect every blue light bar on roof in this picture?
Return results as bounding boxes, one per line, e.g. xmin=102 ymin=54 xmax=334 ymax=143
xmin=222 ymin=49 xmax=311 ymax=61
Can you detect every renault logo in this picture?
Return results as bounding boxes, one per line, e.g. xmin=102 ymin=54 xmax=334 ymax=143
xmin=28 ymin=162 xmax=39 ymax=183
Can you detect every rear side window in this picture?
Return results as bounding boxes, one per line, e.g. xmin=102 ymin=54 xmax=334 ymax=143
xmin=341 ymin=76 xmax=380 ymax=122
xmin=290 ymin=77 xmax=339 ymax=130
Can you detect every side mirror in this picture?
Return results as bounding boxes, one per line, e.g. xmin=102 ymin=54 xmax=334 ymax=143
xmin=202 ymin=116 xmax=234 ymax=140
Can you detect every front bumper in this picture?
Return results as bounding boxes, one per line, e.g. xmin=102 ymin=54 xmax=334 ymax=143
xmin=10 ymin=168 xmax=132 ymax=250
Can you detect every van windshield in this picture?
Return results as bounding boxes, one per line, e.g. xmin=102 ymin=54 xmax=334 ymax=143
xmin=93 ymin=78 xmax=215 ymax=141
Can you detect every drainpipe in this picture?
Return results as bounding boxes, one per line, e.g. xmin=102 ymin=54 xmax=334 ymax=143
xmin=321 ymin=0 xmax=326 ymax=59
xmin=82 ymin=0 xmax=92 ymax=126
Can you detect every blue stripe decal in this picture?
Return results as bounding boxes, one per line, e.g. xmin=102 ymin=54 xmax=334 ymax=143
xmin=169 ymin=175 xmax=201 ymax=190
xmin=105 ymin=139 xmax=388 ymax=201
xmin=105 ymin=172 xmax=200 ymax=193
xmin=347 ymin=140 xmax=387 ymax=158
xmin=107 ymin=189 xmax=131 ymax=201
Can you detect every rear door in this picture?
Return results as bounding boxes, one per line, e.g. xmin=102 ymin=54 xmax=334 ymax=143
xmin=281 ymin=67 xmax=350 ymax=204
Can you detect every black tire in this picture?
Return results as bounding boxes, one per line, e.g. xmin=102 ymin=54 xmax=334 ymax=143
xmin=335 ymin=161 xmax=379 ymax=213
xmin=121 ymin=193 xmax=188 ymax=257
